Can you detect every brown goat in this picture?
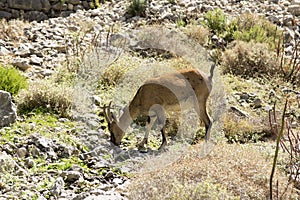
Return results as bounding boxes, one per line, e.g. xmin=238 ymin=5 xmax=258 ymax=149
xmin=102 ymin=64 xmax=215 ymax=150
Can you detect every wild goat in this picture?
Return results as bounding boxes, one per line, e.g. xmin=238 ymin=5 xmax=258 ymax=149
xmin=102 ymin=64 xmax=215 ymax=150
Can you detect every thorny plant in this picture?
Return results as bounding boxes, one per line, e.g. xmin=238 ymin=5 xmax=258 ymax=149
xmin=64 ymin=24 xmax=124 ymax=74
xmin=269 ymin=93 xmax=300 ymax=199
xmin=276 ymin=16 xmax=300 ymax=85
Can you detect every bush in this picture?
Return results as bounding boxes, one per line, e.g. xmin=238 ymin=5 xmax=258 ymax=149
xmin=0 ymin=65 xmax=28 ymax=96
xmin=202 ymin=11 xmax=281 ymax=49
xmin=0 ymin=19 xmax=27 ymax=42
xmin=202 ymin=9 xmax=227 ymax=35
xmin=127 ymin=0 xmax=147 ymax=17
xmin=184 ymin=25 xmax=210 ymax=45
xmin=221 ymin=41 xmax=280 ymax=78
xmin=223 ymin=112 xmax=267 ymax=143
xmin=17 ymin=80 xmax=74 ymax=117
xmin=232 ymin=13 xmax=281 ymax=50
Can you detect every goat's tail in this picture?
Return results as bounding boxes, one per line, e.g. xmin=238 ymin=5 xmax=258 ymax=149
xmin=208 ymin=63 xmax=216 ymax=81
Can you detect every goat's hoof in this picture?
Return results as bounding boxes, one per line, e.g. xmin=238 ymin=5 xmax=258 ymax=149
xmin=158 ymin=143 xmax=167 ymax=151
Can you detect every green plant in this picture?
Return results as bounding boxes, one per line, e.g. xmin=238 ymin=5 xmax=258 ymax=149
xmin=16 ymin=79 xmax=73 ymax=117
xmin=223 ymin=113 xmax=266 ymax=143
xmin=127 ymin=0 xmax=147 ymax=17
xmin=0 ymin=64 xmax=28 ymax=96
xmin=232 ymin=13 xmax=281 ymax=50
xmin=202 ymin=9 xmax=227 ymax=36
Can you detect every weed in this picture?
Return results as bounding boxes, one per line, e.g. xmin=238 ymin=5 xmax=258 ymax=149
xmin=0 ymin=64 xmax=28 ymax=96
xmin=127 ymin=0 xmax=147 ymax=17
xmin=222 ymin=41 xmax=280 ymax=78
xmin=16 ymin=79 xmax=74 ymax=117
xmin=184 ymin=24 xmax=210 ymax=45
xmin=232 ymin=13 xmax=281 ymax=50
xmin=202 ymin=9 xmax=227 ymax=36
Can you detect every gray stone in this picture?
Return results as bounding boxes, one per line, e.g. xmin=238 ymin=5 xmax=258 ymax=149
xmin=50 ymin=177 xmax=65 ymax=197
xmin=61 ymin=170 xmax=83 ymax=182
xmin=16 ymin=147 xmax=28 ymax=158
xmin=0 ymin=90 xmax=17 ymax=127
xmin=24 ymin=11 xmax=48 ymax=22
xmin=0 ymin=152 xmax=16 ymax=172
xmin=8 ymin=0 xmax=43 ymax=11
xmin=28 ymin=144 xmax=41 ymax=158
xmin=30 ymin=55 xmax=43 ymax=65
xmin=0 ymin=46 xmax=10 ymax=56
xmin=24 ymin=158 xmax=36 ymax=168
xmin=41 ymin=0 xmax=51 ymax=12
xmin=0 ymin=11 xmax=12 ymax=19
xmin=288 ymin=5 xmax=300 ymax=15
xmin=68 ymin=0 xmax=81 ymax=5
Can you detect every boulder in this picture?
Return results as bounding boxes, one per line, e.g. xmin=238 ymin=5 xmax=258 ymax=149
xmin=0 ymin=90 xmax=17 ymax=127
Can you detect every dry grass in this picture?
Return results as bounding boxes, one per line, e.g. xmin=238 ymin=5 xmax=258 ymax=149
xmin=222 ymin=41 xmax=280 ymax=79
xmin=184 ymin=25 xmax=210 ymax=46
xmin=16 ymin=79 xmax=74 ymax=117
xmin=0 ymin=19 xmax=28 ymax=42
xmin=129 ymin=142 xmax=298 ymax=199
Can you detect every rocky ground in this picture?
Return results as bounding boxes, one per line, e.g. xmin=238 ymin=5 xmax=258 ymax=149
xmin=0 ymin=0 xmax=300 ymax=199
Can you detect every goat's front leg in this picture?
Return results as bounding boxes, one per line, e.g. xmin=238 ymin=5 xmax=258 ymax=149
xmin=137 ymin=115 xmax=157 ymax=149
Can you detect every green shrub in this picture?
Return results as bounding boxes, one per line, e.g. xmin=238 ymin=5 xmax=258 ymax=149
xmin=202 ymin=9 xmax=227 ymax=35
xmin=17 ymin=80 xmax=74 ymax=117
xmin=202 ymin=11 xmax=281 ymax=49
xmin=0 ymin=64 xmax=28 ymax=96
xmin=232 ymin=13 xmax=281 ymax=50
xmin=222 ymin=41 xmax=280 ymax=78
xmin=127 ymin=0 xmax=147 ymax=17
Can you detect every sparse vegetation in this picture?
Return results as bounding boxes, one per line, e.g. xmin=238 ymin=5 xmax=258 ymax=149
xmin=221 ymin=41 xmax=280 ymax=78
xmin=127 ymin=0 xmax=147 ymax=17
xmin=184 ymin=24 xmax=210 ymax=45
xmin=232 ymin=13 xmax=281 ymax=50
xmin=0 ymin=64 xmax=28 ymax=96
xmin=16 ymin=79 xmax=74 ymax=117
xmin=0 ymin=4 xmax=299 ymax=199
xmin=129 ymin=142 xmax=299 ymax=199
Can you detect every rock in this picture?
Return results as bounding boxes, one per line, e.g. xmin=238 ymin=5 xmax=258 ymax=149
xmin=16 ymin=147 xmax=28 ymax=158
xmin=0 ymin=11 xmax=12 ymax=19
xmin=0 ymin=152 xmax=16 ymax=172
xmin=61 ymin=170 xmax=83 ymax=182
xmin=30 ymin=55 xmax=43 ymax=65
xmin=8 ymin=0 xmax=43 ymax=11
xmin=28 ymin=144 xmax=41 ymax=158
xmin=11 ymin=58 xmax=31 ymax=71
xmin=0 ymin=46 xmax=10 ymax=56
xmin=0 ymin=90 xmax=17 ymax=127
xmin=24 ymin=11 xmax=48 ymax=22
xmin=253 ymin=98 xmax=263 ymax=108
xmin=288 ymin=5 xmax=300 ymax=16
xmin=24 ymin=158 xmax=36 ymax=168
xmin=50 ymin=177 xmax=65 ymax=197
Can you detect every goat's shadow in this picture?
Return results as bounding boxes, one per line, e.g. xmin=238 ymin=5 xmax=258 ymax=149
xmin=111 ymin=138 xmax=213 ymax=173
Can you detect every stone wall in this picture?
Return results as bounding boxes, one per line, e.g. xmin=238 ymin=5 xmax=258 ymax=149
xmin=0 ymin=0 xmax=98 ymax=21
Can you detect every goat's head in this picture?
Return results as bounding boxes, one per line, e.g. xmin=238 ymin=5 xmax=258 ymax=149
xmin=101 ymin=102 xmax=125 ymax=146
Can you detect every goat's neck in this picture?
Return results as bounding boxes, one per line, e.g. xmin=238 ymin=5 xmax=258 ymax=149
xmin=117 ymin=106 xmax=133 ymax=131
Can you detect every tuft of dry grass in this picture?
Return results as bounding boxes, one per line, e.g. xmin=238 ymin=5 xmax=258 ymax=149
xmin=184 ymin=25 xmax=210 ymax=46
xmin=129 ymin=142 xmax=298 ymax=199
xmin=221 ymin=41 xmax=280 ymax=79
xmin=0 ymin=19 xmax=28 ymax=42
xmin=16 ymin=79 xmax=74 ymax=117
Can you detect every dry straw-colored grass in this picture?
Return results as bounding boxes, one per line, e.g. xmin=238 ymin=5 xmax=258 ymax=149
xmin=129 ymin=142 xmax=298 ymax=199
